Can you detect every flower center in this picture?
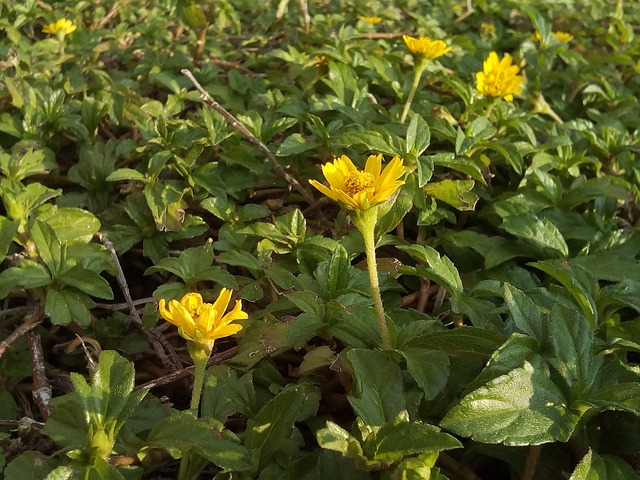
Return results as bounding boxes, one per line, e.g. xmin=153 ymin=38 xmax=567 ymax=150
xmin=344 ymin=171 xmax=375 ymax=196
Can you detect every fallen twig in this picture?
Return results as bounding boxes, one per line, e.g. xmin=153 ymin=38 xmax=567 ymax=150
xmin=181 ymin=68 xmax=317 ymax=207
xmin=28 ymin=330 xmax=52 ymax=420
xmin=0 ymin=305 xmax=43 ymax=359
xmin=135 ymin=346 xmax=238 ymax=391
xmin=98 ymin=234 xmax=181 ymax=371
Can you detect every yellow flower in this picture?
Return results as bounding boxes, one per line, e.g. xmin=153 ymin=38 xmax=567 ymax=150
xmin=535 ymin=31 xmax=573 ymax=43
xmin=309 ymin=154 xmax=406 ymax=210
xmin=42 ymin=18 xmax=77 ymax=35
xmin=403 ymin=35 xmax=452 ymax=60
xmin=158 ymin=290 xmax=247 ymax=348
xmin=475 ymin=51 xmax=524 ymax=102
xmin=552 ymin=31 xmax=573 ymax=42
xmin=358 ymin=16 xmax=382 ymax=25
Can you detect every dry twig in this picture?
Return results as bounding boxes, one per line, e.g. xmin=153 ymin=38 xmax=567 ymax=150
xmin=181 ymin=68 xmax=317 ymax=207
xmin=28 ymin=330 xmax=52 ymax=420
xmin=135 ymin=346 xmax=238 ymax=391
xmin=0 ymin=305 xmax=43 ymax=359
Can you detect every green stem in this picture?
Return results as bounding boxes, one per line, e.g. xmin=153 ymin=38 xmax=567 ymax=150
xmin=177 ymin=343 xmax=210 ymax=480
xmin=354 ymin=208 xmax=392 ymax=349
xmin=188 ymin=343 xmax=209 ymax=414
xmin=400 ymin=59 xmax=428 ymax=124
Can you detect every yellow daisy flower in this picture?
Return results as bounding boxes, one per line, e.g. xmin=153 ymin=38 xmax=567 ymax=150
xmin=475 ymin=51 xmax=524 ymax=102
xmin=42 ymin=18 xmax=77 ymax=35
xmin=535 ymin=31 xmax=573 ymax=43
xmin=403 ymin=35 xmax=452 ymax=60
xmin=309 ymin=154 xmax=406 ymax=210
xmin=358 ymin=16 xmax=382 ymax=25
xmin=552 ymin=31 xmax=573 ymax=42
xmin=158 ymin=290 xmax=247 ymax=348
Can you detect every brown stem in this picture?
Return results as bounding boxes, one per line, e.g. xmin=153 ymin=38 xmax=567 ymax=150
xmin=438 ymin=452 xmax=484 ymax=480
xmin=0 ymin=305 xmax=43 ymax=358
xmin=28 ymin=329 xmax=52 ymax=420
xmin=416 ymin=279 xmax=431 ymax=313
xmin=180 ymin=68 xmax=317 ymax=207
xmin=98 ymin=234 xmax=182 ymax=370
xmin=296 ymin=0 xmax=310 ymax=34
xmin=522 ymin=445 xmax=543 ymax=480
xmin=134 ymin=346 xmax=238 ymax=391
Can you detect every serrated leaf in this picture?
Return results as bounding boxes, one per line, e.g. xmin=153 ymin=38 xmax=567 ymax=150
xmin=326 ymin=244 xmax=351 ymax=294
xmin=145 ymin=410 xmax=253 ymax=471
xmin=30 ymin=221 xmax=63 ymax=275
xmin=63 ymin=266 xmax=114 ymax=299
xmin=374 ymin=422 xmax=462 ymax=463
xmin=441 ymin=357 xmax=580 ymax=445
xmin=245 ymin=384 xmax=319 ymax=466
xmin=0 ymin=260 xmax=51 ymax=299
xmin=500 ymin=214 xmax=569 ymax=258
xmin=398 ymin=348 xmax=450 ymax=401
xmin=529 ymin=260 xmax=597 ymax=328
xmin=570 ymin=449 xmax=640 ymax=480
xmin=547 ymin=304 xmax=602 ymax=397
xmin=424 ymin=179 xmax=478 ymax=211
xmin=405 ymin=114 xmax=430 ymax=157
xmin=407 ymin=327 xmax=506 ymax=359
xmin=105 ymin=168 xmax=146 ymax=182
xmin=45 ymin=289 xmax=94 ymax=326
xmin=276 ymin=133 xmax=320 ymax=156
xmin=398 ymin=244 xmax=463 ymax=296
xmin=504 ymin=283 xmax=546 ymax=343
xmin=346 ymin=349 xmax=405 ymax=426
xmin=39 ymin=207 xmax=101 ymax=243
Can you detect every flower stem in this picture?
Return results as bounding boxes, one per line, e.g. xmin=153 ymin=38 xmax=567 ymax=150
xmin=354 ymin=209 xmax=392 ymax=349
xmin=187 ymin=343 xmax=209 ymax=414
xmin=177 ymin=343 xmax=210 ymax=480
xmin=400 ymin=59 xmax=428 ymax=124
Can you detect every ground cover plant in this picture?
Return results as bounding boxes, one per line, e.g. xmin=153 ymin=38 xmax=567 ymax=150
xmin=1 ymin=0 xmax=640 ymax=478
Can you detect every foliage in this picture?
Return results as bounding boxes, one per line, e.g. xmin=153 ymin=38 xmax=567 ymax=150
xmin=1 ymin=0 xmax=640 ymax=478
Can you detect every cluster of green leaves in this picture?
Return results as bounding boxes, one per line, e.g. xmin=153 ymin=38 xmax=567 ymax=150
xmin=1 ymin=0 xmax=640 ymax=479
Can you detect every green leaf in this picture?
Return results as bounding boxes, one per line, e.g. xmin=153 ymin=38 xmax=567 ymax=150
xmin=406 ymin=327 xmax=506 ymax=359
xmin=570 ymin=449 xmax=640 ymax=480
xmin=398 ymin=348 xmax=450 ymax=401
xmin=326 ymin=244 xmax=351 ymax=294
xmin=316 ymin=421 xmax=365 ymax=461
xmin=398 ymin=244 xmax=463 ymax=296
xmin=424 ymin=179 xmax=478 ymax=211
xmin=63 ymin=266 xmax=114 ymax=299
xmin=547 ymin=305 xmax=602 ymax=397
xmin=500 ymin=215 xmax=569 ymax=258
xmin=441 ymin=357 xmax=580 ymax=445
xmin=504 ymin=284 xmax=546 ymax=343
xmin=276 ymin=133 xmax=320 ymax=156
xmin=145 ymin=410 xmax=254 ymax=471
xmin=374 ymin=421 xmax=462 ymax=463
xmin=105 ymin=168 xmax=146 ymax=182
xmin=332 ymin=131 xmax=400 ymax=156
xmin=38 ymin=207 xmax=101 ymax=243
xmin=346 ymin=349 xmax=405 ymax=426
xmin=71 ymin=351 xmax=147 ymax=450
xmin=4 ymin=452 xmax=61 ymax=480
xmin=529 ymin=260 xmax=597 ymax=328
xmin=405 ymin=114 xmax=430 ymax=157
xmin=0 ymin=260 xmax=51 ymax=299
xmin=202 ymin=366 xmax=257 ymax=420
xmin=146 ymin=242 xmax=239 ymax=289
xmin=30 ymin=221 xmax=64 ymax=275
xmin=218 ymin=250 xmax=262 ymax=270
xmin=245 ymin=384 xmax=319 ymax=466
xmin=45 ymin=289 xmax=94 ymax=326
xmin=0 ymin=216 xmax=18 ymax=259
